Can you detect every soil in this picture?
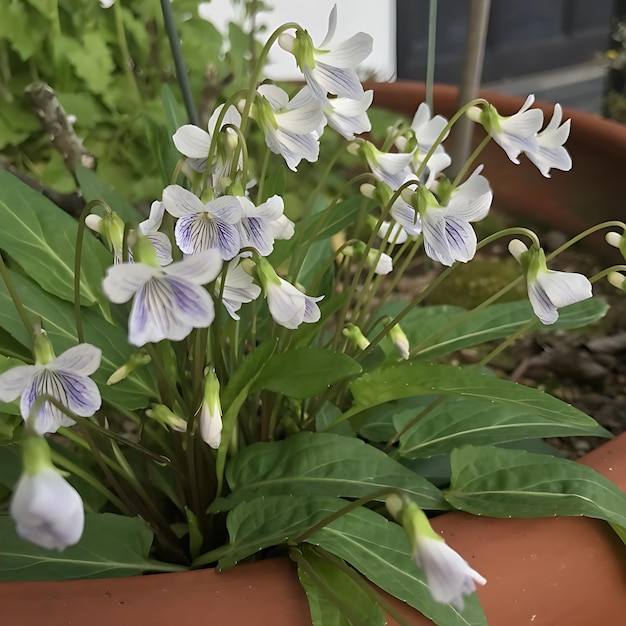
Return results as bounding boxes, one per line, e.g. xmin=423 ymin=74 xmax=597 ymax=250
xmin=395 ymin=228 xmax=626 ymax=459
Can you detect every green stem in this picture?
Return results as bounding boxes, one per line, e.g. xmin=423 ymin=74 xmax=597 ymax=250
xmin=0 ymin=254 xmax=34 ymax=338
xmin=451 ymin=134 xmax=491 ymax=186
xmin=160 ymin=0 xmax=198 ymax=125
xmin=256 ymin=146 xmax=271 ymax=200
xmin=425 ymin=0 xmax=438 ymax=111
xmin=546 ymin=220 xmax=626 ymax=261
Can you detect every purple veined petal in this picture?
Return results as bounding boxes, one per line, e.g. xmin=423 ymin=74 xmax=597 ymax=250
xmin=102 ymin=263 xmax=160 ymax=304
xmin=21 ymin=371 xmax=77 ymax=435
xmin=309 ymin=63 xmax=364 ymax=101
xmin=172 ymin=125 xmax=212 ymax=159
xmin=303 ymin=294 xmax=324 ymax=323
xmin=55 ymin=371 xmax=102 ymax=416
xmin=147 ymin=232 xmax=174 ymax=266
xmin=239 ymin=217 xmax=275 ymax=257
xmin=205 ymin=196 xmax=244 ymax=223
xmin=446 ymin=170 xmax=492 ymax=222
xmin=303 ymin=67 xmax=331 ymax=105
xmin=535 ymin=270 xmax=592 ymax=309
xmin=163 ymin=249 xmax=223 ymax=285
xmin=181 ymin=218 xmax=242 ymax=261
xmin=174 ymin=213 xmax=210 ymax=255
xmin=526 ymin=145 xmax=572 ymax=178
xmin=128 ymin=276 xmax=215 ymax=346
xmin=444 ymin=217 xmax=477 ymax=263
xmin=320 ymin=32 xmax=373 ymax=68
xmin=0 ymin=365 xmax=37 ymax=402
xmin=276 ymin=98 xmax=324 ymax=135
xmin=257 ymin=84 xmax=289 ymax=110
xmin=422 ymin=209 xmax=455 ymax=266
xmin=50 ymin=344 xmax=102 ymax=376
xmin=188 ymin=157 xmax=207 ymax=173
xmin=162 ymin=185 xmax=205 ymax=218
xmin=288 ymin=85 xmax=317 ymax=109
xmin=390 ymin=199 xmax=422 ymax=236
xmin=275 ymin=129 xmax=320 ymax=171
xmin=527 ymin=280 xmax=559 ymax=325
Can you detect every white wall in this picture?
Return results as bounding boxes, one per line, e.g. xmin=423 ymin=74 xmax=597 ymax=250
xmin=198 ymin=0 xmax=396 ymax=81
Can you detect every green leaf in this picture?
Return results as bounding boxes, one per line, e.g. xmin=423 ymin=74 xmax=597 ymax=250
xmin=390 ymin=299 xmax=608 ymax=361
xmin=446 ymin=445 xmax=626 ymax=526
xmin=213 ymin=432 xmax=446 ymax=512
xmin=253 ymin=348 xmax=362 ymax=399
xmin=295 ymin=545 xmax=386 ymax=626
xmin=75 ymin=165 xmax=142 ymax=223
xmin=161 ymin=83 xmax=186 ymax=136
xmin=0 ymin=271 xmax=155 ymax=409
xmin=0 ymin=514 xmax=161 ymax=581
xmin=309 ymin=506 xmax=486 ymax=626
xmin=307 ymin=505 xmax=487 ymax=626
xmin=260 ymin=165 xmax=286 ymax=203
xmin=397 ymin=396 xmax=610 ymax=459
xmin=219 ymin=495 xmax=344 ymax=569
xmin=346 ymin=362 xmax=596 ymax=428
xmin=0 ymin=170 xmax=110 ymax=308
xmin=303 ymin=196 xmax=362 ymax=243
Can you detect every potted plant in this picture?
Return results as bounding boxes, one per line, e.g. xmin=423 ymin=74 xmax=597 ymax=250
xmin=1 ymin=4 xmax=626 ymax=626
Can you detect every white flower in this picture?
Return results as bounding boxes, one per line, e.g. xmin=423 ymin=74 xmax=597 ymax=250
xmin=278 ymin=5 xmax=373 ymax=105
xmin=236 ymin=194 xmax=287 ymax=257
xmin=390 ymin=194 xmax=422 ymax=237
xmin=367 ymin=249 xmax=393 ymax=275
xmin=266 ymin=278 xmax=323 ymax=330
xmin=200 ymin=370 xmax=222 ymax=449
xmin=361 ymin=143 xmax=414 ymax=190
xmin=469 ymin=95 xmax=543 ymax=164
xmin=524 ymin=104 xmax=572 ymax=177
xmin=256 ymin=84 xmax=324 ymax=171
xmin=173 ymin=104 xmax=242 ymax=178
xmin=138 ymin=201 xmax=173 ymax=266
xmin=162 ymin=185 xmax=243 ymax=260
xmin=217 ymin=257 xmax=261 ymax=321
xmin=420 ymin=170 xmax=491 ymax=266
xmin=0 ymin=343 xmax=102 ymax=435
xmin=11 ymin=465 xmax=84 ymax=550
xmin=324 ymin=90 xmax=373 ymax=140
xmin=415 ymin=535 xmax=486 ymax=610
xmin=508 ymin=239 xmax=593 ymax=325
xmin=102 ymin=250 xmax=223 ymax=346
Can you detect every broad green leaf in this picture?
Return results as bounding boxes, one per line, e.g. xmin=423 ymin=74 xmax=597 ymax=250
xmin=253 ymin=348 xmax=361 ymax=399
xmin=213 ymin=432 xmax=446 ymax=512
xmin=0 ymin=514 xmax=168 ymax=581
xmin=0 ymin=271 xmax=155 ymax=409
xmin=260 ymin=164 xmax=286 ymax=204
xmin=0 ymin=171 xmax=110 ymax=308
xmin=383 ymin=299 xmax=608 ymax=361
xmin=161 ymin=84 xmax=186 ymax=136
xmin=308 ymin=505 xmax=487 ymax=626
xmin=218 ymin=495 xmax=344 ymax=569
xmin=0 ymin=356 xmax=27 ymax=415
xmin=75 ymin=165 xmax=142 ymax=222
xmin=397 ymin=396 xmax=609 ymax=458
xmin=345 ymin=362 xmax=595 ymax=428
xmin=295 ymin=545 xmax=385 ymax=626
xmin=446 ymin=445 xmax=626 ymax=526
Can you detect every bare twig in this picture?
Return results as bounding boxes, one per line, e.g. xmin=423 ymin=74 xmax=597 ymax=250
xmin=25 ymin=82 xmax=96 ymax=175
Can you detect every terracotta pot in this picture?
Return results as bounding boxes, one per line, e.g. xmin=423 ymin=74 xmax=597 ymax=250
xmin=365 ymin=81 xmax=626 ymax=261
xmin=2 ymin=432 xmax=626 ymax=626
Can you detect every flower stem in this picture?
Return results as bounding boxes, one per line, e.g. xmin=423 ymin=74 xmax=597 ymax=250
xmin=0 ymin=254 xmax=34 ymax=338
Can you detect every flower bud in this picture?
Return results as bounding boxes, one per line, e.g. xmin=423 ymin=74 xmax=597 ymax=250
xmin=342 ymin=324 xmax=370 ymax=351
xmin=388 ymin=322 xmax=410 ymax=360
xmin=200 ymin=369 xmax=222 ymax=448
xmin=145 ymin=404 xmax=187 ymax=432
xmin=608 ymin=272 xmax=626 ymax=293
xmin=605 ymin=231 xmax=626 ymax=259
xmin=107 ymin=353 xmax=151 ymax=385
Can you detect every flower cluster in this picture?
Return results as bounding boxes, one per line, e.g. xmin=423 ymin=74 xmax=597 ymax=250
xmin=0 ymin=5 xmax=617 ymax=621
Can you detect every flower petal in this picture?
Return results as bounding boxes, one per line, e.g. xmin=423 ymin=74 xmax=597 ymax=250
xmin=0 ymin=365 xmax=36 ymax=402
xmin=140 ymin=201 xmax=166 ymax=235
xmin=535 ymin=271 xmax=593 ymax=309
xmin=56 ymin=371 xmax=102 ymax=416
xmin=162 ymin=185 xmax=205 ymax=218
xmin=308 ymin=63 xmax=363 ymax=101
xmin=172 ymin=125 xmax=212 ymax=159
xmin=102 ymin=263 xmax=160 ymax=304
xmin=128 ymin=277 xmax=215 ymax=346
xmin=50 ymin=344 xmax=102 ymax=376
xmin=257 ymin=84 xmax=290 ymax=110
xmin=163 ymin=250 xmax=223 ymax=285
xmin=321 ymin=32 xmax=373 ymax=68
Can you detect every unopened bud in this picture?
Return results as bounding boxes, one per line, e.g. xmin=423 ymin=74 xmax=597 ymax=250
xmin=107 ymin=353 xmax=151 ymax=385
xmin=387 ymin=321 xmax=410 ymax=360
xmin=342 ymin=324 xmax=370 ymax=351
xmin=145 ymin=404 xmax=187 ymax=432
xmin=608 ymin=272 xmax=626 ymax=292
